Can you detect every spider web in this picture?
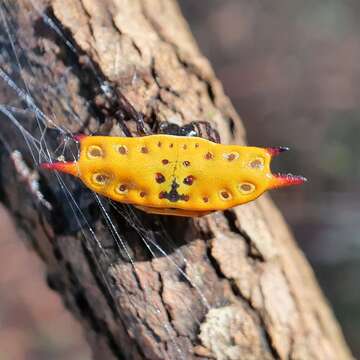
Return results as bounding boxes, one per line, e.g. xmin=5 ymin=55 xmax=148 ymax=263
xmin=0 ymin=1 xmax=214 ymax=358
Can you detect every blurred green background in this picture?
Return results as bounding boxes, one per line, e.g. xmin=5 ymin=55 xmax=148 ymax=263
xmin=1 ymin=1 xmax=359 ymax=358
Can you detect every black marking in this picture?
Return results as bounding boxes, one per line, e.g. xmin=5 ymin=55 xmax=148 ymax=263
xmin=168 ymin=180 xmax=181 ymax=202
xmin=160 ymin=179 xmax=189 ymax=203
xmin=155 ymin=173 xmax=166 ymax=183
xmin=183 ymin=175 xmax=194 ymax=185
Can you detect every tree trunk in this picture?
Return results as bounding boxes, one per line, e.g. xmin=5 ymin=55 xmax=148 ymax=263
xmin=0 ymin=0 xmax=352 ymax=359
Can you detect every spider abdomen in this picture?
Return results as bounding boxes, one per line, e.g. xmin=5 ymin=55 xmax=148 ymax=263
xmin=41 ymin=134 xmax=306 ymax=217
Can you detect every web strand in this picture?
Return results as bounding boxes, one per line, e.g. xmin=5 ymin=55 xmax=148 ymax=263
xmin=0 ymin=2 xmax=211 ymax=358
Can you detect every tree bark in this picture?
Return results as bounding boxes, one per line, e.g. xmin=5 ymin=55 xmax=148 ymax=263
xmin=0 ymin=0 xmax=353 ymax=359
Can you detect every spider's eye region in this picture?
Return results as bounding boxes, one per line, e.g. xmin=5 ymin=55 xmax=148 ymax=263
xmin=87 ymin=145 xmax=104 ymax=158
xmin=238 ymin=182 xmax=256 ymax=194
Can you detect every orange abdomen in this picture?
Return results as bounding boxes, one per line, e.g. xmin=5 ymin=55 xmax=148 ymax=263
xmin=41 ymin=135 xmax=306 ymax=217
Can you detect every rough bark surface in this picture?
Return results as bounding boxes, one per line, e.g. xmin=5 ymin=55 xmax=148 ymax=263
xmin=0 ymin=0 xmax=353 ymax=359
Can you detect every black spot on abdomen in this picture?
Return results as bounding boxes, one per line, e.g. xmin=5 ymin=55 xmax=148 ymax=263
xmin=159 ymin=179 xmax=189 ymax=203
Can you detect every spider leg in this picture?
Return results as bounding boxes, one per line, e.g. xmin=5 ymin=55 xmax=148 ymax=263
xmin=101 ymin=81 xmax=151 ymax=137
xmin=113 ymin=110 xmax=133 ymax=137
xmin=116 ymin=91 xmax=150 ymax=136
xmin=194 ymin=121 xmax=221 ymax=143
xmin=191 ymin=121 xmax=202 ymax=138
